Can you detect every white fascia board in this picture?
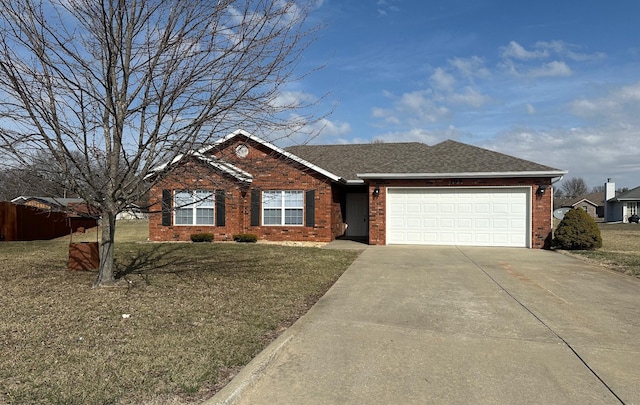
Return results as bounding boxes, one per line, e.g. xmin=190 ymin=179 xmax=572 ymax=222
xmin=145 ymin=153 xmax=189 ymax=179
xmin=573 ymin=199 xmax=598 ymax=207
xmin=356 ymin=170 xmax=568 ymax=179
xmin=145 ymin=151 xmax=253 ymax=183
xmin=207 ymin=129 xmax=344 ymax=183
xmin=194 ymin=153 xmax=253 ymax=183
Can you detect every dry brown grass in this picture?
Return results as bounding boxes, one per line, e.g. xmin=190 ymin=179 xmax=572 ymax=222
xmin=0 ymin=220 xmax=360 ymax=404
xmin=565 ymin=222 xmax=640 ymax=276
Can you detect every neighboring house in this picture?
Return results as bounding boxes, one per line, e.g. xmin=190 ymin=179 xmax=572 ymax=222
xmin=11 ymin=196 xmax=100 ymax=219
xmin=148 ymin=129 xmax=566 ymax=248
xmin=11 ymin=196 xmax=85 ymax=211
xmin=554 ymin=192 xmax=604 ymax=220
xmin=116 ymin=204 xmax=147 ymax=220
xmin=604 ymin=180 xmax=640 ymax=223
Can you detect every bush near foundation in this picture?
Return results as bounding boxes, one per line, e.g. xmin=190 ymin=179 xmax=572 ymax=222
xmin=553 ymin=208 xmax=602 ymax=250
xmin=233 ymin=233 xmax=258 ymax=243
xmin=190 ymin=233 xmax=214 ymax=242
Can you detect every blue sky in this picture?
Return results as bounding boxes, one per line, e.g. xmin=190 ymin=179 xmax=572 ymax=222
xmin=289 ymin=0 xmax=640 ymax=190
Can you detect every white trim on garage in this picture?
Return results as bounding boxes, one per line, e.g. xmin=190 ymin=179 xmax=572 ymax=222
xmin=386 ymin=187 xmax=531 ymax=247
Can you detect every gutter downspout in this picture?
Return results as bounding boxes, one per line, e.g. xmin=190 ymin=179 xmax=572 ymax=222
xmin=550 ymin=175 xmax=564 ymax=242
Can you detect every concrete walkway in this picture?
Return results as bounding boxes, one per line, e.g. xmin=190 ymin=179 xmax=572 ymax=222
xmin=206 ymin=246 xmax=640 ymax=404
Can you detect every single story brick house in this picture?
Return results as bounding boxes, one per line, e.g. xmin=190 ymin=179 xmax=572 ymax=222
xmin=148 ymin=129 xmax=566 ymax=248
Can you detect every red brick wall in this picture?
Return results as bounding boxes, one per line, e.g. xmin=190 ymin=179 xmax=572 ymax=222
xmin=367 ymin=177 xmax=553 ymax=249
xmin=148 ymin=161 xmax=244 ymax=241
xmin=149 ymin=140 xmax=335 ymax=242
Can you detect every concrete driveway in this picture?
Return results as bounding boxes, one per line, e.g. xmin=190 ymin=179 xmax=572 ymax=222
xmin=207 ymin=246 xmax=640 ymax=404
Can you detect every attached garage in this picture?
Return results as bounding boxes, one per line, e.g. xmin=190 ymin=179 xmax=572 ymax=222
xmin=386 ymin=187 xmax=530 ymax=247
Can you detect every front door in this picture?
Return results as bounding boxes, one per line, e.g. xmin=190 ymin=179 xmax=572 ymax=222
xmin=345 ymin=193 xmax=369 ymax=238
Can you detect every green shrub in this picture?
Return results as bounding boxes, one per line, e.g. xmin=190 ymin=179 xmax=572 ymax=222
xmin=233 ymin=233 xmax=258 ymax=243
xmin=190 ymin=233 xmax=214 ymax=243
xmin=553 ymin=208 xmax=602 ymax=250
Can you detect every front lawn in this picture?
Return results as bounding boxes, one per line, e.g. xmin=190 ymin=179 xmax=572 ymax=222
xmin=0 ymin=221 xmax=360 ymax=404
xmin=567 ymin=222 xmax=640 ymax=276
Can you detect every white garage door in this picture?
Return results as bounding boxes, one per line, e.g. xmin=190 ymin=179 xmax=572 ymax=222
xmin=387 ymin=188 xmax=530 ymax=247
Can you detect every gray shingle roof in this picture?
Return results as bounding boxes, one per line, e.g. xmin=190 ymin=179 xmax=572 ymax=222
xmin=556 ymin=192 xmax=605 ymax=209
xmin=615 ymin=185 xmax=640 ymax=201
xmin=285 ymin=140 xmax=563 ymax=181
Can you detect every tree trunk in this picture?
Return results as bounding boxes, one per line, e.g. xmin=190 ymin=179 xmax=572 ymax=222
xmin=94 ymin=211 xmax=116 ymax=286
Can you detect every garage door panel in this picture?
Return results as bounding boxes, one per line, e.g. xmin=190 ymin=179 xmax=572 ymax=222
xmin=441 ymin=203 xmax=455 ymax=213
xmin=387 ymin=188 xmax=529 ymax=247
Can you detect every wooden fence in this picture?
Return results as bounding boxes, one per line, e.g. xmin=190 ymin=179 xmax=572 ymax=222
xmin=0 ymin=202 xmax=98 ymax=241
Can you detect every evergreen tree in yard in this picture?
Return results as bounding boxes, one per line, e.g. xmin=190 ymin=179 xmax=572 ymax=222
xmin=553 ymin=208 xmax=603 ymax=250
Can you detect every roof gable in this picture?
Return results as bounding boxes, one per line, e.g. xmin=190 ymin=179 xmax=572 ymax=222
xmin=203 ymin=129 xmax=343 ymax=182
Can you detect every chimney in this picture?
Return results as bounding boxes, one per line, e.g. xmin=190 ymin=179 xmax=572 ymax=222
xmin=605 ymin=179 xmax=616 ymax=201
xmin=604 ymin=179 xmax=616 ymax=222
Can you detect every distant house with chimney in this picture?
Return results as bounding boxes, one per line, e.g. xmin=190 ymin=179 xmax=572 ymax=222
xmin=603 ymin=179 xmax=640 ymax=223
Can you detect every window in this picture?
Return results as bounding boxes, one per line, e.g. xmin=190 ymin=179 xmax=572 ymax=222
xmin=262 ymin=190 xmax=304 ymax=225
xmin=174 ymin=190 xmax=214 ymax=225
xmin=628 ymin=202 xmax=638 ymax=216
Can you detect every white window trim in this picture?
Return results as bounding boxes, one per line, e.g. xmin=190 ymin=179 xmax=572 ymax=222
xmin=174 ymin=190 xmax=215 ymax=226
xmin=262 ymin=190 xmax=304 ymax=226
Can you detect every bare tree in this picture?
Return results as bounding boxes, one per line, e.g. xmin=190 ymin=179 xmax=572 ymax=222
xmin=561 ymin=177 xmax=588 ymax=198
xmin=0 ymin=151 xmax=73 ymax=200
xmin=0 ymin=0 xmax=323 ymax=286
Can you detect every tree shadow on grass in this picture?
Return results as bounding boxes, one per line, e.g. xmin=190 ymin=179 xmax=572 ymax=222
xmin=114 ymin=244 xmax=193 ymax=280
xmin=113 ymin=244 xmax=261 ymax=287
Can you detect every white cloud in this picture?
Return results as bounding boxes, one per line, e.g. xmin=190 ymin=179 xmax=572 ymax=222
xmin=376 ymin=0 xmax=399 ymax=16
xmin=500 ymin=40 xmax=604 ymax=63
xmin=500 ymin=41 xmax=548 ymax=60
xmin=529 ymin=61 xmax=573 ymax=78
xmin=270 ymin=90 xmax=316 ymax=108
xmin=371 ymin=90 xmax=449 ymax=126
xmin=430 ymin=68 xmax=456 ymax=91
xmin=398 ymin=90 xmax=449 ymax=123
xmin=498 ymin=40 xmax=604 ymax=79
xmin=570 ymin=81 xmax=640 ymax=120
xmin=481 ymin=124 xmax=640 ymax=189
xmin=447 ymin=87 xmax=491 ymax=107
xmin=526 ymin=104 xmax=536 ymax=115
xmin=316 ymin=118 xmax=351 ymax=136
xmin=535 ymin=40 xmax=606 ymax=61
xmin=449 ymin=56 xmax=490 ymax=80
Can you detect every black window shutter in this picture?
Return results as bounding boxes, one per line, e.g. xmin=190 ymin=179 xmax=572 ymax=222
xmin=161 ymin=189 xmax=172 ymax=226
xmin=250 ymin=189 xmax=260 ymax=226
xmin=215 ymin=190 xmax=226 ymax=226
xmin=305 ymin=190 xmax=315 ymax=227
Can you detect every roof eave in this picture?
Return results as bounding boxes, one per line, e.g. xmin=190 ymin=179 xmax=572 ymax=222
xmin=344 ymin=179 xmax=366 ymax=185
xmin=356 ymin=170 xmax=568 ymax=180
